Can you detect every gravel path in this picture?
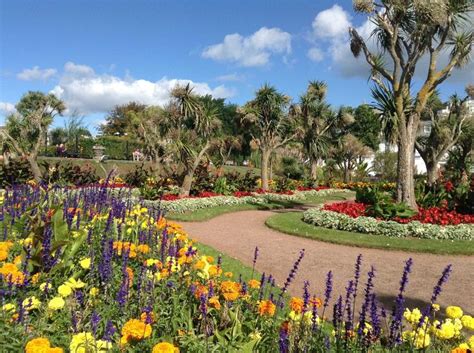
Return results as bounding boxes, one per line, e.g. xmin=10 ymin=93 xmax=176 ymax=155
xmin=182 ymin=210 xmax=474 ymax=314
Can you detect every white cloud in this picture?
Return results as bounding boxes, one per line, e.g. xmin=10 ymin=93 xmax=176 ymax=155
xmin=216 ymin=73 xmax=244 ymax=82
xmin=50 ymin=62 xmax=235 ymax=114
xmin=312 ymin=5 xmax=351 ymax=40
xmin=307 ymin=47 xmax=324 ymax=62
xmin=0 ymin=102 xmax=16 ymax=116
xmin=17 ymin=66 xmax=57 ymax=81
xmin=202 ymin=27 xmax=291 ymax=67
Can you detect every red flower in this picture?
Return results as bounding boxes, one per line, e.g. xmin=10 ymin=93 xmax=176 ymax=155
xmin=444 ymin=181 xmax=454 ymax=192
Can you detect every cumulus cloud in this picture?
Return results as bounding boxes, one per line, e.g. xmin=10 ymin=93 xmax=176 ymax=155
xmin=307 ymin=47 xmax=324 ymax=62
xmin=311 ymin=5 xmax=351 ymax=40
xmin=202 ymin=27 xmax=291 ymax=67
xmin=50 ymin=62 xmax=235 ymax=114
xmin=17 ymin=66 xmax=57 ymax=81
xmin=0 ymin=102 xmax=16 ymax=116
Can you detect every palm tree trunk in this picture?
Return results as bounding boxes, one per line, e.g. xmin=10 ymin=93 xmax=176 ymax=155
xmin=310 ymin=159 xmax=318 ymax=183
xmin=26 ymin=155 xmax=42 ymax=182
xmin=396 ymin=136 xmax=417 ymax=209
xmin=260 ymin=149 xmax=271 ymax=191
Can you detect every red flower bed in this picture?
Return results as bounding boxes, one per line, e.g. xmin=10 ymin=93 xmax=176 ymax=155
xmin=324 ymin=202 xmax=474 ymax=225
xmin=255 ymin=189 xmax=295 ymax=195
xmin=195 ymin=191 xmax=221 ymax=198
xmin=323 ymin=201 xmax=367 ymax=218
xmin=296 ymin=186 xmax=330 ymax=191
xmin=233 ymin=191 xmax=254 ymax=198
xmin=161 ymin=194 xmax=180 ymax=201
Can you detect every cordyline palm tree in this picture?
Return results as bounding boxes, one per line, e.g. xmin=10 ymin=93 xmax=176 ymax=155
xmin=291 ymin=81 xmax=336 ymax=183
xmin=416 ymin=90 xmax=473 ymax=185
xmin=170 ymin=84 xmax=222 ymax=196
xmin=349 ymin=0 xmax=473 ymax=209
xmin=240 ymin=84 xmax=297 ymax=191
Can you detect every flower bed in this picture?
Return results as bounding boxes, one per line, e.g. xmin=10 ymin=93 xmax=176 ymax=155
xmin=0 ymin=186 xmax=473 ymax=352
xmin=138 ymin=188 xmax=352 ymax=213
xmin=323 ymin=201 xmax=474 ymax=226
xmin=303 ymin=205 xmax=474 ymax=241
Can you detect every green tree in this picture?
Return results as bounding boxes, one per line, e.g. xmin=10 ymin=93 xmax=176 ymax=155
xmin=416 ymin=89 xmax=473 ymax=185
xmin=350 ymin=0 xmax=473 ymax=208
xmin=1 ymin=91 xmax=65 ymax=181
xmin=290 ymin=81 xmax=336 ymax=183
xmin=351 ymin=104 xmax=382 ymax=151
xmin=100 ymin=102 xmax=146 ymax=136
xmin=240 ymin=84 xmax=297 ymax=191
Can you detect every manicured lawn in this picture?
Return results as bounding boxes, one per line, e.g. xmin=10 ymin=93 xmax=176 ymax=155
xmin=265 ymin=211 xmax=474 ymax=255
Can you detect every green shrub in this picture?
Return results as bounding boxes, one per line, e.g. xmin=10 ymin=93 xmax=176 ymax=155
xmin=0 ymin=159 xmax=33 ymax=187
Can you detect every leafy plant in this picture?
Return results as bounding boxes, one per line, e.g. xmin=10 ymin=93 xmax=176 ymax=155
xmin=124 ymin=163 xmax=155 ymax=187
xmin=0 ymin=158 xmax=33 ymax=187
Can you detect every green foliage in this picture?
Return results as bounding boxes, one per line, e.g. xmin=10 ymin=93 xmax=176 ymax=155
xmin=372 ymin=151 xmax=398 ymax=182
xmin=100 ymin=101 xmax=147 ymax=136
xmin=0 ymin=159 xmax=33 ymax=187
xmin=351 ymin=104 xmax=382 ymax=150
xmin=356 ymin=184 xmax=415 ymax=219
xmin=96 ymin=136 xmax=143 ymax=160
xmin=213 ymin=176 xmax=236 ymax=195
xmin=279 ymin=156 xmax=303 ymax=180
xmin=41 ymin=161 xmax=99 ymax=185
xmin=124 ymin=163 xmax=156 ymax=187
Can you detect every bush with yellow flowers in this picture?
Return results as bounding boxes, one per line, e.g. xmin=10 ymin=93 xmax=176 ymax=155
xmin=0 ymin=185 xmax=472 ymax=352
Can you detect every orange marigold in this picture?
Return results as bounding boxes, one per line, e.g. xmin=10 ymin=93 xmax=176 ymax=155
xmin=25 ymin=338 xmax=51 ymax=353
xmin=289 ymin=297 xmax=304 ymax=314
xmin=248 ymin=279 xmax=260 ymax=289
xmin=220 ymin=281 xmax=241 ymax=301
xmin=258 ymin=300 xmax=276 ymax=317
xmin=121 ymin=319 xmax=152 ymax=344
xmin=209 ymin=296 xmax=221 ymax=310
xmin=140 ymin=311 xmax=156 ymax=324
xmin=152 ymin=342 xmax=180 ymax=353
xmin=310 ymin=296 xmax=322 ymax=308
xmin=208 ymin=265 xmax=222 ymax=277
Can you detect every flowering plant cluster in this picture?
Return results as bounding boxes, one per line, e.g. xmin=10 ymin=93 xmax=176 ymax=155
xmin=303 ymin=206 xmax=474 ymax=241
xmin=0 ymin=185 xmax=472 ymax=352
xmin=324 ymin=202 xmax=474 ymax=226
xmin=332 ymin=181 xmax=396 ymax=191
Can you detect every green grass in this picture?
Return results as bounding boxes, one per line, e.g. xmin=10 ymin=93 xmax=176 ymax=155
xmin=265 ymin=211 xmax=474 ymax=255
xmin=194 ymin=242 xmax=259 ymax=282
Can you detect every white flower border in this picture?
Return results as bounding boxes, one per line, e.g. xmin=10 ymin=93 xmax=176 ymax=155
xmin=302 ymin=206 xmax=473 ymax=241
xmin=138 ymin=189 xmax=353 ymax=213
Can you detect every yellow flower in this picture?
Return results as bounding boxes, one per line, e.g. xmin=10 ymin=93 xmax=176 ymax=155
xmin=2 ymin=303 xmax=15 ymax=312
xmin=435 ymin=320 xmax=456 ymax=340
xmin=414 ymin=331 xmax=431 ymax=349
xmin=79 ymin=258 xmax=91 ymax=270
xmin=152 ymin=342 xmax=180 ymax=353
xmin=40 ymin=282 xmax=52 ymax=292
xmin=446 ymin=306 xmax=463 ymax=319
xmin=58 ymin=284 xmax=73 ymax=298
xmin=403 ymin=308 xmax=422 ymax=324
xmin=25 ymin=337 xmax=52 ymax=353
xmin=90 ymin=287 xmax=99 ymax=297
xmin=248 ymin=279 xmax=260 ymax=289
xmin=220 ymin=281 xmax=241 ymax=301
xmin=48 ymin=297 xmax=65 ymax=311
xmin=22 ymin=296 xmax=41 ymax=310
xmin=461 ymin=315 xmax=474 ymax=331
xmin=70 ymin=332 xmax=107 ymax=353
xmin=65 ymin=277 xmax=86 ymax=289
xmin=432 ymin=303 xmax=440 ymax=312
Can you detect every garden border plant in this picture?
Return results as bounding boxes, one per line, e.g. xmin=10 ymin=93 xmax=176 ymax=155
xmin=302 ymin=205 xmax=473 ymax=241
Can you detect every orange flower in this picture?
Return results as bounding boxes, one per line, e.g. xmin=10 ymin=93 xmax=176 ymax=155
xmin=289 ymin=297 xmax=304 ymax=314
xmin=126 ymin=267 xmax=134 ymax=286
xmin=208 ymin=265 xmax=222 ymax=277
xmin=25 ymin=337 xmax=63 ymax=353
xmin=0 ymin=262 xmax=25 ymax=285
xmin=451 ymin=349 xmax=468 ymax=353
xmin=220 ymin=281 xmax=241 ymax=301
xmin=248 ymin=279 xmax=260 ymax=289
xmin=194 ymin=283 xmax=209 ymax=299
xmin=310 ymin=296 xmax=322 ymax=308
xmin=258 ymin=300 xmax=276 ymax=317
xmin=31 ymin=273 xmax=41 ymax=284
xmin=224 ymin=271 xmax=233 ymax=278
xmin=194 ymin=260 xmax=205 ymax=270
xmin=121 ymin=319 xmax=152 ymax=344
xmin=206 ymin=256 xmax=214 ymax=264
xmin=209 ymin=296 xmax=221 ymax=310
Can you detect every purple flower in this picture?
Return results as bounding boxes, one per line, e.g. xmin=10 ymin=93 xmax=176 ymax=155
xmin=103 ymin=320 xmax=116 ymax=342
xmin=91 ymin=311 xmax=100 ymax=336
xmin=278 ymin=249 xmax=305 ymax=308
xmin=358 ymin=266 xmax=376 ymax=339
xmin=321 ymin=270 xmax=333 ymax=319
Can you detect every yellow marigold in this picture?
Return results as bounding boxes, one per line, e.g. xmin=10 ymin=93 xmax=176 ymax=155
xmin=48 ymin=348 xmax=64 ymax=353
xmin=289 ymin=297 xmax=304 ymax=314
xmin=220 ymin=281 xmax=241 ymax=301
xmin=137 ymin=244 xmax=150 ymax=254
xmin=258 ymin=300 xmax=276 ymax=317
xmin=90 ymin=287 xmax=99 ymax=296
xmin=0 ymin=249 xmax=7 ymax=261
xmin=0 ymin=262 xmax=25 ymax=284
xmin=446 ymin=306 xmax=463 ymax=319
xmin=64 ymin=277 xmax=86 ymax=289
xmin=79 ymin=258 xmax=91 ymax=270
xmin=206 ymin=256 xmax=214 ymax=264
xmin=69 ymin=332 xmax=100 ymax=353
xmin=22 ymin=296 xmax=41 ymax=310
xmin=2 ymin=303 xmax=15 ymax=312
xmin=404 ymin=308 xmax=422 ymax=324
xmin=461 ymin=315 xmax=474 ymax=331
xmin=48 ymin=297 xmax=65 ymax=311
xmin=152 ymin=342 xmax=180 ymax=353
xmin=224 ymin=271 xmax=233 ymax=278
xmin=126 ymin=267 xmax=134 ymax=286
xmin=451 ymin=347 xmax=468 ymax=353
xmin=194 ymin=260 xmax=206 ymax=270
xmin=121 ymin=319 xmax=152 ymax=343
xmin=435 ymin=320 xmax=456 ymax=340
xmin=310 ymin=296 xmax=322 ymax=308
xmin=25 ymin=337 xmax=51 ymax=353
xmin=248 ymin=279 xmax=260 ymax=289
xmin=58 ymin=284 xmax=73 ymax=297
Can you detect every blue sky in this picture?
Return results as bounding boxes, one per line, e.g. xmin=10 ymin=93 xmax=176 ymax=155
xmin=1 ymin=0 xmax=472 ymax=132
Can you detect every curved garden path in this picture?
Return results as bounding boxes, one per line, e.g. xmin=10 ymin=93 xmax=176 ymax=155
xmin=182 ymin=210 xmax=474 ymax=314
